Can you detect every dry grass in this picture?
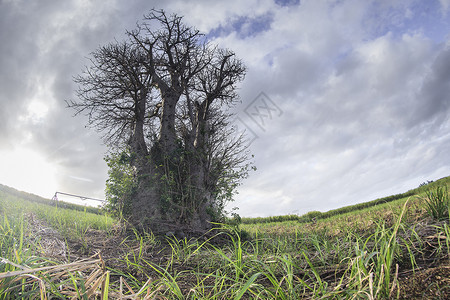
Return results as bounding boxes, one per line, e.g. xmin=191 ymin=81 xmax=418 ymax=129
xmin=0 ymin=253 xmax=106 ymax=299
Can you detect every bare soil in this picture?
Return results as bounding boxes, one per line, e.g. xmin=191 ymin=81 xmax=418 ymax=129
xmin=397 ymin=264 xmax=450 ymax=299
xmin=26 ymin=213 xmax=450 ymax=299
xmin=26 ymin=212 xmax=68 ymax=260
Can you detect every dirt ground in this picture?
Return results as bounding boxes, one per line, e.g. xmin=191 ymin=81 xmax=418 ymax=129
xmin=397 ymin=264 xmax=450 ymax=299
xmin=27 ymin=213 xmax=450 ymax=299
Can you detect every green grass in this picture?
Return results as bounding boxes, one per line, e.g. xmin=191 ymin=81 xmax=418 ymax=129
xmin=0 ymin=183 xmax=103 ymax=215
xmin=0 ymin=177 xmax=449 ymax=298
xmin=423 ymin=185 xmax=449 ymax=220
xmin=0 ymin=192 xmax=49 ymax=298
xmin=0 ymin=189 xmax=116 ymax=299
xmin=0 ymin=189 xmax=115 ymax=240
xmin=241 ymin=176 xmax=450 ymax=225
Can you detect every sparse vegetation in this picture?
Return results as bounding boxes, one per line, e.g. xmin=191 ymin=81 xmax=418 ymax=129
xmin=0 ymin=176 xmax=449 ymax=299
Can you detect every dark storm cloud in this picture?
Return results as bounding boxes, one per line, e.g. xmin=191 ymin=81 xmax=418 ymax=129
xmin=218 ymin=1 xmax=450 ymax=216
xmin=0 ymin=1 xmax=43 ymax=147
xmin=1 ymin=0 xmax=449 ymax=215
xmin=0 ymin=0 xmax=184 ymax=198
xmin=0 ymin=0 xmax=126 ymax=196
xmin=415 ymin=46 xmax=450 ymax=123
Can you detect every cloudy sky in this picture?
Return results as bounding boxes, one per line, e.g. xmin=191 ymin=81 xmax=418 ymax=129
xmin=1 ymin=0 xmax=449 ymax=217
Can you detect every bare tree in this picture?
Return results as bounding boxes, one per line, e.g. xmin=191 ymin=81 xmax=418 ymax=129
xmin=69 ymin=9 xmax=249 ymax=234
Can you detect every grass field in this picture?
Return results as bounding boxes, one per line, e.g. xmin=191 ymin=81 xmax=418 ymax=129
xmin=0 ymin=177 xmax=449 ymax=299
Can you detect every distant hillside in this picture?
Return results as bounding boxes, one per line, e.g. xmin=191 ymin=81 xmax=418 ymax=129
xmin=0 ymin=183 xmax=102 ymax=215
xmin=2 ymin=176 xmax=449 ymax=222
xmin=241 ymin=175 xmax=450 ymax=224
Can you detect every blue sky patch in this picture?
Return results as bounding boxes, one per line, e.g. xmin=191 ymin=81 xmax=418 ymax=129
xmin=275 ymin=0 xmax=300 ymax=7
xmin=207 ymin=13 xmax=273 ymax=39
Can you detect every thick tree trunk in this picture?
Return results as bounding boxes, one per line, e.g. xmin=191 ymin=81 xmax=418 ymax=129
xmin=187 ymin=104 xmax=215 ymax=231
xmin=128 ymin=92 xmax=164 ymax=230
xmin=156 ymin=77 xmax=181 ymax=157
xmin=132 ymin=87 xmax=187 ymax=233
xmin=189 ymin=162 xmax=214 ymax=231
xmin=159 ymin=96 xmax=178 ymax=156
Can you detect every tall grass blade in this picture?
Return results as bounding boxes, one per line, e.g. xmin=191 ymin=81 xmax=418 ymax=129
xmin=234 ymin=272 xmax=261 ymax=300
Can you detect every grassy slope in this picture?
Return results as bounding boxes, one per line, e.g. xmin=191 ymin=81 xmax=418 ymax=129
xmin=241 ymin=176 xmax=450 ymax=225
xmin=0 ymin=176 xmax=449 ymax=299
xmin=0 ymin=185 xmax=117 ymax=298
xmin=1 ymin=176 xmax=447 ymax=224
xmin=0 ymin=183 xmax=102 ymax=215
xmin=0 ymin=185 xmax=116 ymax=250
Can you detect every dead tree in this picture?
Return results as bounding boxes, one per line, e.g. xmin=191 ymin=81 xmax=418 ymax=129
xmin=69 ymin=9 xmax=249 ymax=234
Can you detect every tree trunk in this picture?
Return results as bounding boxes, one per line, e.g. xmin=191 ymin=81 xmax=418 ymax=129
xmin=187 ymin=102 xmax=215 ymax=231
xmin=157 ymin=78 xmax=181 ymax=157
xmin=129 ymin=92 xmax=163 ymax=230
xmin=159 ymin=98 xmax=177 ymax=155
xmin=189 ymin=161 xmax=214 ymax=231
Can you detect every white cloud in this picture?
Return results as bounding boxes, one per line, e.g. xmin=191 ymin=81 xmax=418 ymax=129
xmin=170 ymin=0 xmax=275 ymax=32
xmin=1 ymin=0 xmax=449 ymax=216
xmin=0 ymin=148 xmax=58 ymax=198
xmin=224 ymin=2 xmax=450 ymax=216
xmin=439 ymin=0 xmax=450 ymax=14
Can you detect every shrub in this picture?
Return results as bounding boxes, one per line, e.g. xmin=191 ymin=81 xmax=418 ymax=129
xmin=424 ymin=186 xmax=449 ymax=221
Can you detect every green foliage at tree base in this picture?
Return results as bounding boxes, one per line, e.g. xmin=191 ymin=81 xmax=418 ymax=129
xmin=104 ymin=151 xmax=137 ymax=219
